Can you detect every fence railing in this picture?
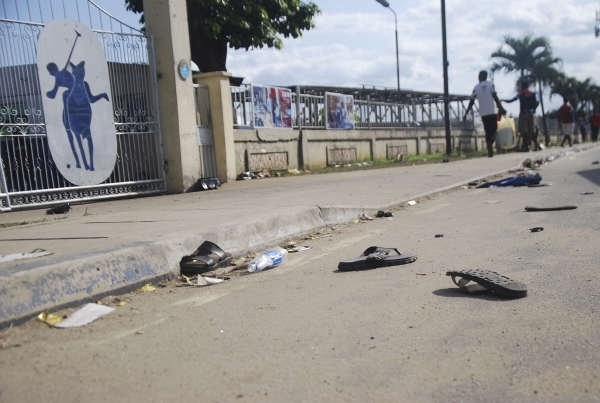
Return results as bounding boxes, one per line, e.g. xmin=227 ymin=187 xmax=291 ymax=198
xmin=231 ymin=85 xmax=475 ymax=130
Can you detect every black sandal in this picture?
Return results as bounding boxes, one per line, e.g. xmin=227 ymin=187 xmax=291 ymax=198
xmin=180 ymin=241 xmax=232 ymax=276
xmin=338 ymin=246 xmax=417 ymax=271
xmin=446 ymin=269 xmax=527 ymax=299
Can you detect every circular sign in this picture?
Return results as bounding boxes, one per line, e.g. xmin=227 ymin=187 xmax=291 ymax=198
xmin=37 ymin=20 xmax=116 ymax=186
xmin=178 ymin=60 xmax=191 ymax=80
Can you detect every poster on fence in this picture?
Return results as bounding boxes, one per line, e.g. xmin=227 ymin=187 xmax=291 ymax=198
xmin=325 ymin=92 xmax=354 ymax=130
xmin=252 ymin=84 xmax=293 ymax=129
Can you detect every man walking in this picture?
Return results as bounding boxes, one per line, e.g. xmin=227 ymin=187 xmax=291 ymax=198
xmin=559 ymin=98 xmax=574 ymax=147
xmin=463 ymin=70 xmax=506 ymax=157
xmin=502 ymin=81 xmax=538 ymax=152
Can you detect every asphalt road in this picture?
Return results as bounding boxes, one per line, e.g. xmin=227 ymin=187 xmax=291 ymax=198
xmin=1 ymin=149 xmax=599 ymax=403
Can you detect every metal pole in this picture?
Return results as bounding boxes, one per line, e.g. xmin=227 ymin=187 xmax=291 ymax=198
xmin=441 ymin=0 xmax=452 ymax=155
xmin=389 ymin=7 xmax=401 ymax=103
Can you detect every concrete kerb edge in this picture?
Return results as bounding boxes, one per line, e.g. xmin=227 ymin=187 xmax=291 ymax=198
xmin=3 ymin=147 xmax=590 ymax=327
xmin=0 ymin=206 xmax=326 ymax=327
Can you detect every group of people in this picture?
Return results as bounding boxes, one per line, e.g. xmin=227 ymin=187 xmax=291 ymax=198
xmin=463 ymin=70 xmax=600 ymax=157
xmin=557 ymin=99 xmax=600 ymax=147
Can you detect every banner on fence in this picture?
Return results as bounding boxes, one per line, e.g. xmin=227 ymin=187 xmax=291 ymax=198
xmin=252 ymin=84 xmax=293 ymax=129
xmin=325 ymin=92 xmax=354 ymax=130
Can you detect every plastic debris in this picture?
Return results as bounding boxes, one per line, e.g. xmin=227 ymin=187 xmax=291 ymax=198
xmin=0 ymin=248 xmax=52 ymax=263
xmin=37 ymin=312 xmax=63 ymax=326
xmin=360 ymin=213 xmax=374 ymax=220
xmin=236 ymin=171 xmax=255 ymax=180
xmin=435 ymin=234 xmax=444 ymax=238
xmin=580 ymin=192 xmax=594 ymax=195
xmin=287 ymin=168 xmax=301 ymax=175
xmin=529 ymin=227 xmax=544 ymax=232
xmin=205 ymin=277 xmax=224 ymax=285
xmin=55 ymin=303 xmax=115 ymax=328
xmin=592 ymin=161 xmax=599 ymax=165
xmin=287 ymin=245 xmax=311 ymax=253
xmin=140 ymin=283 xmax=156 ymax=292
xmin=407 ymin=200 xmax=417 ymax=206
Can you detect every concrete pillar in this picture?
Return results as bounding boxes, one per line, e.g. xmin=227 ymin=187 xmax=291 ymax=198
xmin=142 ymin=0 xmax=200 ymax=193
xmin=193 ymin=72 xmax=237 ymax=183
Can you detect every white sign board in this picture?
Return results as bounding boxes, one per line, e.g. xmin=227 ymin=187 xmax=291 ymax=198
xmin=37 ymin=19 xmax=116 ymax=186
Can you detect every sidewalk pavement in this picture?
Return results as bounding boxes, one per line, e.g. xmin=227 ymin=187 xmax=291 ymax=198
xmin=0 ymin=146 xmax=593 ymax=325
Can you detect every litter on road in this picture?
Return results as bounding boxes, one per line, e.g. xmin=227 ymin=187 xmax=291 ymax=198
xmin=248 ymin=247 xmax=288 ymax=273
xmin=0 ymin=248 xmax=52 ymax=263
xmin=54 ymin=303 xmax=115 ymax=328
xmin=406 ymin=200 xmax=417 ymax=206
xmin=140 ymin=283 xmax=156 ymax=292
xmin=529 ymin=227 xmax=544 ymax=232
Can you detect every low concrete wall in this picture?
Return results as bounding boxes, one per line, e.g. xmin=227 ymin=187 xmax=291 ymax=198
xmin=234 ymin=127 xmax=483 ymax=172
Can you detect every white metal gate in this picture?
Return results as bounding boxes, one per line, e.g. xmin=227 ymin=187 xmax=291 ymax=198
xmin=0 ymin=0 xmax=165 ymax=210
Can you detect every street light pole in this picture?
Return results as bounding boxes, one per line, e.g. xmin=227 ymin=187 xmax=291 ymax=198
xmin=375 ymin=0 xmax=401 ymax=103
xmin=440 ymin=0 xmax=452 ymax=155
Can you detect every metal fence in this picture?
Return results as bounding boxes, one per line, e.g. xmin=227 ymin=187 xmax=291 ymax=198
xmin=0 ymin=0 xmax=164 ymax=210
xmin=231 ymin=85 xmax=475 ymax=130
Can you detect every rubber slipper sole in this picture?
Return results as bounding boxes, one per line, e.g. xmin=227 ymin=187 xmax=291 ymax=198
xmin=446 ymin=269 xmax=527 ymax=299
xmin=525 ymin=206 xmax=577 ymax=211
xmin=338 ymin=253 xmax=417 ymax=271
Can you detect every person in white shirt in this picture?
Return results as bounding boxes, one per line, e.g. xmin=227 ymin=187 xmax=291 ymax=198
xmin=463 ymin=70 xmax=506 ymax=157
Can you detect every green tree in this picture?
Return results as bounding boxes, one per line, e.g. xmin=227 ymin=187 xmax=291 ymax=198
xmin=125 ymin=0 xmax=320 ymax=73
xmin=490 ymin=33 xmax=558 ymax=144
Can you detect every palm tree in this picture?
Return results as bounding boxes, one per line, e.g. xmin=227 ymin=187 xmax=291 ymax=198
xmin=527 ymin=56 xmax=562 ymax=144
xmin=490 ymin=33 xmax=558 ymax=144
xmin=490 ymin=33 xmax=553 ymax=79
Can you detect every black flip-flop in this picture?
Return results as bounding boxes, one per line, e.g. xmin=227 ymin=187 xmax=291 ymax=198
xmin=446 ymin=269 xmax=527 ymax=299
xmin=376 ymin=211 xmax=393 ymax=218
xmin=338 ymin=246 xmax=417 ymax=271
xmin=180 ymin=241 xmax=232 ymax=276
xmin=525 ymin=206 xmax=577 ymax=212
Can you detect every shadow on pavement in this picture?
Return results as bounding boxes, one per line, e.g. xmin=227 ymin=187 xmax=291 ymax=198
xmin=576 ymin=167 xmax=600 ymax=186
xmin=432 ymin=288 xmax=516 ymax=301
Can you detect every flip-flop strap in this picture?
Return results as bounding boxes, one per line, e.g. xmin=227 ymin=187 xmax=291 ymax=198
xmin=367 ymin=247 xmax=403 ymax=260
xmin=451 ymin=275 xmax=470 ymax=288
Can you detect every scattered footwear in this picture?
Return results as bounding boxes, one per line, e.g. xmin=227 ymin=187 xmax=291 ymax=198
xmin=525 ymin=205 xmax=577 ymax=212
xmin=338 ymin=246 xmax=417 ymax=271
xmin=46 ymin=203 xmax=71 ymax=214
xmin=376 ymin=211 xmax=393 ymax=218
xmin=180 ymin=241 xmax=232 ymax=276
xmin=446 ymin=269 xmax=527 ymax=299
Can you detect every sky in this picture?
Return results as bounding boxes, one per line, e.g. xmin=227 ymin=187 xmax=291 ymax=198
xmin=78 ymin=0 xmax=600 ymax=116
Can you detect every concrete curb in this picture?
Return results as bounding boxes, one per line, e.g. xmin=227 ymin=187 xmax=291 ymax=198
xmin=4 ymin=145 xmax=594 ymax=326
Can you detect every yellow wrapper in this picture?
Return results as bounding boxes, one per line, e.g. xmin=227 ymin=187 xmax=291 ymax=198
xmin=140 ymin=283 xmax=156 ymax=292
xmin=37 ymin=312 xmax=62 ymax=326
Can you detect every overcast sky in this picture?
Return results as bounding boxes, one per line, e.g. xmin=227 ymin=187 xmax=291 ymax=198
xmin=94 ymin=0 xmax=600 ymax=116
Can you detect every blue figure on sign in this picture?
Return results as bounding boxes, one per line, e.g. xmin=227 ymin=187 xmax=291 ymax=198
xmin=45 ymin=30 xmax=109 ymax=171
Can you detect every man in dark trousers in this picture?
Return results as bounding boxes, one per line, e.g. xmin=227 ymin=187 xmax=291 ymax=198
xmin=463 ymin=70 xmax=506 ymax=157
xmin=502 ymin=81 xmax=539 ymax=152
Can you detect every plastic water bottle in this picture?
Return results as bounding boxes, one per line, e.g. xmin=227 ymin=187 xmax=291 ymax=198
xmin=248 ymin=247 xmax=288 ymax=273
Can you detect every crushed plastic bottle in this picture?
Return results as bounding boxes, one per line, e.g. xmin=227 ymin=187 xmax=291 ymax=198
xmin=248 ymin=247 xmax=288 ymax=273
